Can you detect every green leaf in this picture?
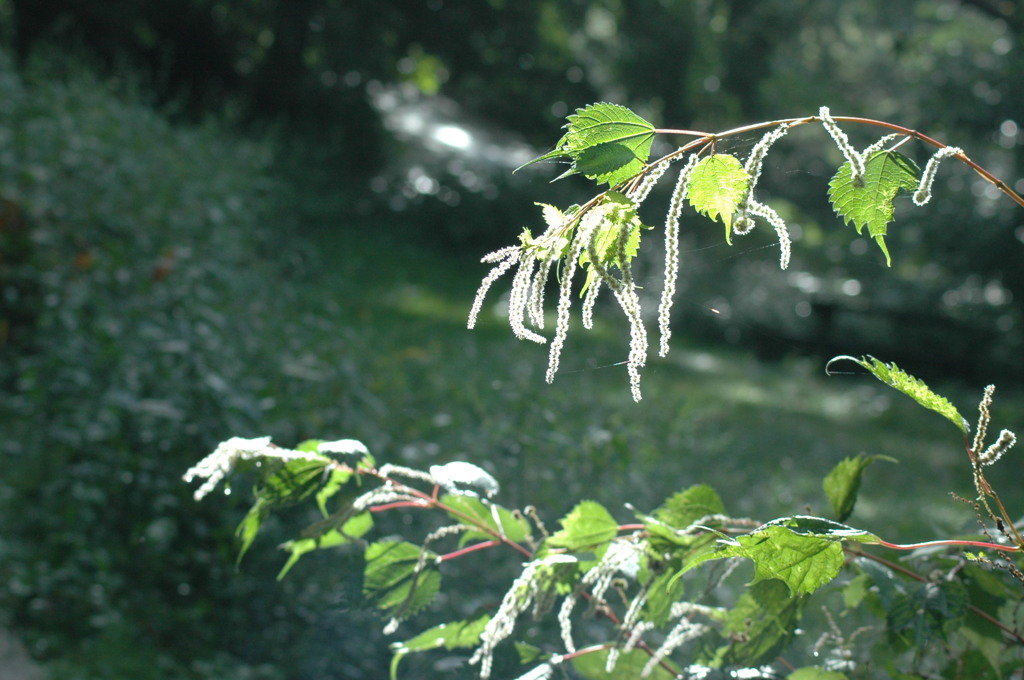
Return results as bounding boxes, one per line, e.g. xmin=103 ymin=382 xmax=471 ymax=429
xmin=547 ymin=500 xmax=618 ymax=552
xmin=277 ymin=511 xmax=373 ymax=579
xmin=823 ymin=454 xmax=897 ymax=521
xmin=577 ymin=192 xmax=646 ymax=296
xmin=235 ymin=497 xmax=270 ymax=566
xmin=686 ymin=154 xmax=749 ymax=242
xmin=517 ymin=102 xmax=656 ymax=186
xmin=571 ymin=647 xmax=676 ymax=680
xmin=655 ymin=484 xmax=727 ymax=528
xmin=315 ymin=465 xmax=356 ymax=517
xmin=515 ymin=642 xmax=546 ymax=665
xmin=364 ymin=541 xmax=441 ymax=621
xmin=388 ymin=615 xmax=490 ymax=680
xmin=730 ymin=526 xmax=846 ymax=596
xmin=258 ymin=457 xmax=332 ymax=505
xmin=842 ymin=572 xmax=872 ymax=609
xmin=687 ymin=517 xmax=871 ymax=596
xmin=827 ymin=150 xmax=920 ymax=265
xmin=441 ymin=494 xmax=531 ymax=545
xmin=826 ymin=355 xmax=967 ymax=434
xmin=642 ymin=568 xmax=687 ymax=627
xmin=702 ymin=579 xmax=804 ymax=667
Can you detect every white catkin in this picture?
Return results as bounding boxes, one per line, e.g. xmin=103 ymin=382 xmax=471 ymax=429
xmin=623 ymin=620 xmax=655 ymax=653
xmin=513 ymin=664 xmax=554 ymax=680
xmin=747 ymin=200 xmax=791 ymax=269
xmin=862 ymin=132 xmax=904 ymax=156
xmin=558 ymin=593 xmax=577 ymax=653
xmin=658 ymin=153 xmax=701 ymax=357
xmin=745 ymin=123 xmax=790 ymax=190
xmin=527 ymin=256 xmax=556 ymax=329
xmin=605 ymin=646 xmax=621 ymax=674
xmin=619 ymin=583 xmax=649 ymax=637
xmin=594 ymin=225 xmax=648 ymax=402
xmin=351 ymin=486 xmax=423 ymax=512
xmin=183 ymin=436 xmax=327 ymax=501
xmin=914 ymin=146 xmax=963 ymax=206
xmin=546 ymin=210 xmax=602 ymax=384
xmin=980 ymin=429 xmax=1016 ymax=466
xmin=377 ymin=463 xmax=436 ymax=484
xmin=820 ymin=106 xmax=865 ymax=181
xmin=641 ymin=619 xmax=709 ymax=678
xmin=317 ymin=438 xmax=370 ymax=456
xmin=581 ymin=273 xmax=603 ymax=329
xmin=470 ymin=556 xmax=576 ymax=680
xmin=627 ymin=158 xmax=672 ymax=205
xmin=508 ymin=253 xmax=547 ymax=343
xmin=613 ymin=270 xmax=646 ymax=402
xmin=481 ymin=244 xmax=519 ymax=264
xmin=973 ymin=384 xmax=996 ymax=454
xmin=468 ymin=249 xmax=519 ymax=329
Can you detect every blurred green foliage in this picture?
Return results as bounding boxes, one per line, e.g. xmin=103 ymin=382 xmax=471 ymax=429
xmin=0 ymin=49 xmax=386 ymax=678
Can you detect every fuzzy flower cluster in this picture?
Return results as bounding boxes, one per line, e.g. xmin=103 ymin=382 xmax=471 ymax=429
xmin=429 ymin=461 xmax=500 ymax=497
xmin=557 ymin=537 xmax=644 ymax=658
xmin=913 ymin=145 xmax=963 ymax=206
xmin=820 ymin=106 xmax=865 ymax=183
xmin=468 ymin=189 xmax=658 ymax=400
xmin=468 ymin=149 xmax=722 ymax=401
xmin=469 ymin=554 xmax=578 ymax=680
xmin=979 ymin=429 xmax=1016 ymax=467
xmin=183 ymin=436 xmax=333 ymax=501
xmin=728 ymin=123 xmax=793 ymax=271
xmin=657 ymin=153 xmax=702 ymax=357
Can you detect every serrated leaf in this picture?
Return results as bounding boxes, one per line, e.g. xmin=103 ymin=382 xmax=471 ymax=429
xmin=731 ymin=526 xmax=846 ymax=595
xmin=577 ymin=192 xmax=646 ymax=296
xmin=277 ymin=511 xmax=373 ymax=579
xmin=826 ymin=355 xmax=967 ymax=434
xmin=686 ymin=518 xmax=866 ymax=596
xmin=686 ymin=154 xmax=749 ymax=242
xmin=547 ymin=500 xmax=618 ymax=551
xmin=571 ymin=647 xmax=676 ymax=680
xmin=702 ymin=579 xmax=803 ymax=668
xmin=364 ymin=541 xmax=441 ymax=620
xmin=823 ymin=454 xmax=897 ymax=521
xmin=441 ymin=494 xmax=531 ymax=545
xmin=389 ymin=614 xmax=490 ymax=680
xmin=827 ymin=151 xmax=920 ymax=265
xmin=655 ymin=484 xmax=727 ymax=528
xmin=517 ymin=103 xmax=656 ymax=186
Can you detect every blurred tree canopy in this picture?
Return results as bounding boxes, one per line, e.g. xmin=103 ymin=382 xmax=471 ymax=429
xmin=7 ymin=0 xmax=1024 ymax=371
xmin=2 ymin=2 xmax=1024 ymax=678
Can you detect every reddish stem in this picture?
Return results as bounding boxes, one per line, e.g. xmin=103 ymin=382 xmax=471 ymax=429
xmin=438 ymin=540 xmax=501 ymax=562
xmin=657 ymin=114 xmax=1024 ymax=209
xmin=369 ymin=500 xmax=428 ymax=513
